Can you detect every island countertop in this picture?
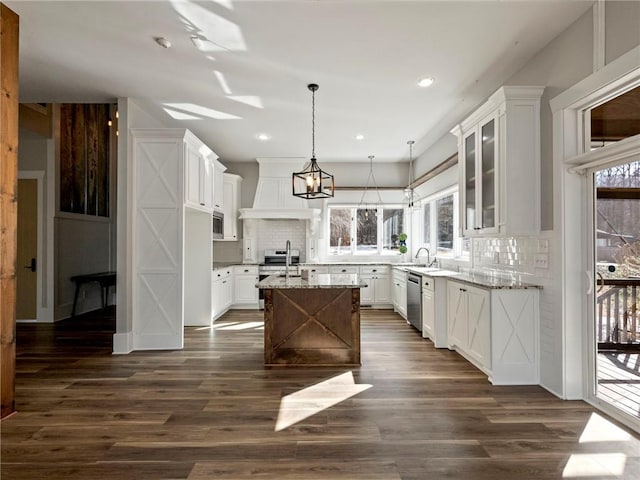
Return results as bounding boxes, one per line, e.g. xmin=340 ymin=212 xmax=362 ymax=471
xmin=257 ymin=273 xmax=368 ymax=289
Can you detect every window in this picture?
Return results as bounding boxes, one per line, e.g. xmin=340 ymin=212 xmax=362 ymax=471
xmin=329 ymin=208 xmax=352 ymax=255
xmin=421 ymin=188 xmax=468 ymax=260
xmin=423 ymin=203 xmax=431 ymax=249
xmin=436 ymin=195 xmax=454 ymax=255
xmin=329 ymin=207 xmax=404 ymax=256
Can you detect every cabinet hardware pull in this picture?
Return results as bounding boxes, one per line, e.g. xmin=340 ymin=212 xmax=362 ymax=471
xmin=200 ymin=202 xmax=205 ymax=206
xmin=460 ymin=288 xmax=466 ymax=292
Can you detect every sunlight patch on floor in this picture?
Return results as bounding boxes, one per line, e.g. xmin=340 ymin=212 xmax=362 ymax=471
xmin=579 ymin=413 xmax=632 ymax=443
xmin=275 ymin=371 xmax=372 ymax=432
xmin=215 ymin=321 xmax=264 ymax=331
xmin=562 ymin=453 xmax=626 ymax=477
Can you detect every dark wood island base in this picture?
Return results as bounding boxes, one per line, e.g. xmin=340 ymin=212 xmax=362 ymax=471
xmin=263 ymin=286 xmax=361 ymax=367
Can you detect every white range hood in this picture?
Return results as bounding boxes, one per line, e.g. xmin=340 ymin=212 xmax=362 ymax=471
xmin=239 ymin=158 xmax=322 ymax=222
xmin=239 ymin=158 xmax=323 ymax=263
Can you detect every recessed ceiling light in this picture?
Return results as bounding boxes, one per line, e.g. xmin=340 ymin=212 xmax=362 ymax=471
xmin=417 ymin=76 xmax=435 ymax=88
xmin=355 ymin=134 xmax=364 ymax=140
xmin=257 ymin=133 xmax=271 ymax=141
xmin=154 ymin=37 xmax=172 ymax=49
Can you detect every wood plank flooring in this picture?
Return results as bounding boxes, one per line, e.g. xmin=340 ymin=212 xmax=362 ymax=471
xmin=598 ymin=352 xmax=640 ymax=418
xmin=3 ymin=308 xmax=640 ymax=479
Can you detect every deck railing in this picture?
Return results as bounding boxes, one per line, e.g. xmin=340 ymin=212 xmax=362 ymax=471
xmin=597 ymin=278 xmax=640 ymax=349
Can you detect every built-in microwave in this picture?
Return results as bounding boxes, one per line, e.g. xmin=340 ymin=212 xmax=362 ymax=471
xmin=212 ymin=211 xmax=224 ymax=239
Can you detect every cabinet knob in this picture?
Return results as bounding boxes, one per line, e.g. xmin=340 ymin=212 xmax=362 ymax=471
xmin=425 ymin=282 xmax=429 ymax=286
xmin=244 ymin=269 xmax=249 ymax=273
xmin=372 ymin=269 xmax=377 ymax=272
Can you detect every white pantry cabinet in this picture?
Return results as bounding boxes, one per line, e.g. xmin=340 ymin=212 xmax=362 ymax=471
xmin=130 ymin=129 xmax=216 ymax=349
xmin=451 ymin=86 xmax=544 ymax=236
xmin=447 ymin=279 xmax=540 ymax=385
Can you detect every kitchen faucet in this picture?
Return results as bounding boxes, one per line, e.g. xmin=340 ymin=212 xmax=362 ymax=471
xmin=415 ymin=247 xmax=430 ymax=265
xmin=285 ymin=240 xmax=291 ymax=280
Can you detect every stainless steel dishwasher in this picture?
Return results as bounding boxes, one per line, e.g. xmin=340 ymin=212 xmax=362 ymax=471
xmin=406 ymin=272 xmax=422 ymax=332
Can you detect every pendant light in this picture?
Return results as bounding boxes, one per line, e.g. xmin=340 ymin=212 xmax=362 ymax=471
xmin=357 ymin=155 xmax=383 ymax=220
xmin=404 ymin=140 xmax=417 ymax=209
xmin=292 ymin=83 xmax=334 ymax=199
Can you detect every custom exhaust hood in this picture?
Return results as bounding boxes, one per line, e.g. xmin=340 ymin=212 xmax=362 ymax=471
xmin=239 ymin=158 xmax=322 ymax=222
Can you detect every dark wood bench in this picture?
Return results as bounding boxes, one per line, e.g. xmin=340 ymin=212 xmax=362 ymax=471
xmin=70 ymin=271 xmax=116 ymax=317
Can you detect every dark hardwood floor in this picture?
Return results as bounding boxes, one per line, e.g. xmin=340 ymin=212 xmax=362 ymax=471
xmin=2 ymin=308 xmax=640 ymax=479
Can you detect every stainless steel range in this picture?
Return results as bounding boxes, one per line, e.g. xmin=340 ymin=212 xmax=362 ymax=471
xmin=258 ymin=248 xmax=300 ymax=308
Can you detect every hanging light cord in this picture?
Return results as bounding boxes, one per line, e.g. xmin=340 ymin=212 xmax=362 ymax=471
xmin=311 ymin=87 xmax=316 ymax=159
xmin=408 ymin=140 xmax=414 ymax=187
xmin=407 ymin=140 xmax=415 ymax=207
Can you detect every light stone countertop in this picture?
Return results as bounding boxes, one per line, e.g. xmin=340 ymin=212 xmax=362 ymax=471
xmin=405 ymin=266 xmax=542 ymax=290
xmin=256 ymin=273 xmax=368 ymax=289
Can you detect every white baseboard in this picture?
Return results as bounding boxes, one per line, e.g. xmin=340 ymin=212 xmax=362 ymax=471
xmin=133 ymin=333 xmax=183 ymax=351
xmin=112 ymin=332 xmax=133 ymax=354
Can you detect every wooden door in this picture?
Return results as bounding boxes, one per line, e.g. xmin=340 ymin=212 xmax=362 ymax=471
xmin=17 ymin=179 xmax=37 ymax=320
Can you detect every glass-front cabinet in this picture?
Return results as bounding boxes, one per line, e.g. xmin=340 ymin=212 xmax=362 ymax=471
xmin=461 ymin=115 xmax=498 ymax=235
xmin=452 ymin=86 xmax=543 ymax=237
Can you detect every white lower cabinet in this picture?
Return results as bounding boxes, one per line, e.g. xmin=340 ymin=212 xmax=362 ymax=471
xmin=232 ymin=265 xmax=259 ymax=308
xmin=421 ymin=278 xmax=435 ymax=340
xmin=447 ymin=281 xmax=491 ymax=371
xmin=360 ymin=265 xmax=390 ymax=307
xmin=447 ymin=280 xmax=539 ymax=385
xmin=392 ymin=268 xmax=407 ymax=319
xmin=212 ymin=268 xmax=233 ymax=321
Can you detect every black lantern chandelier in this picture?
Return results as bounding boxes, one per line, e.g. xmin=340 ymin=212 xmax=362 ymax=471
xmin=292 ymin=83 xmax=334 ymax=199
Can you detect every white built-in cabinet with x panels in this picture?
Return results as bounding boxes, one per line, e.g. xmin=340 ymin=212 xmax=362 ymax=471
xmin=131 ymin=129 xmax=218 ymax=350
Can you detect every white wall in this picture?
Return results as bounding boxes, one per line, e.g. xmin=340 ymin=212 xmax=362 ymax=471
xmin=605 ymin=1 xmax=640 ymax=64
xmin=55 ymin=217 xmax=111 ymax=317
xmin=505 ymin=7 xmax=594 ymax=232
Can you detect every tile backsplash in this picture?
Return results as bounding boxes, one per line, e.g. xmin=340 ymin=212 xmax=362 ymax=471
xmin=472 ymin=236 xmax=550 ymax=276
xmin=257 ymin=219 xmax=306 ymax=260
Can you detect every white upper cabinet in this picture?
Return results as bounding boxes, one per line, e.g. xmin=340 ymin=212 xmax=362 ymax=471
xmin=219 ymin=173 xmax=242 ymax=241
xmin=213 ymin=159 xmax=225 ymax=212
xmin=184 ymin=136 xmax=219 ymax=213
xmin=451 ymin=86 xmax=544 ymax=236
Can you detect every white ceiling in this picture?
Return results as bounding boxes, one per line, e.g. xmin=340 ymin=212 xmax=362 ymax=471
xmin=8 ymin=0 xmax=594 ymax=164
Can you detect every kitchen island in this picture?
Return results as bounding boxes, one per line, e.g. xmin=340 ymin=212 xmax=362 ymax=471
xmin=257 ymin=273 xmax=367 ymax=367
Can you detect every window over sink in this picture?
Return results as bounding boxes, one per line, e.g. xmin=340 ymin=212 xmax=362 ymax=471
xmin=420 ymin=187 xmax=469 ymax=260
xmin=329 ymin=206 xmax=404 ymax=256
